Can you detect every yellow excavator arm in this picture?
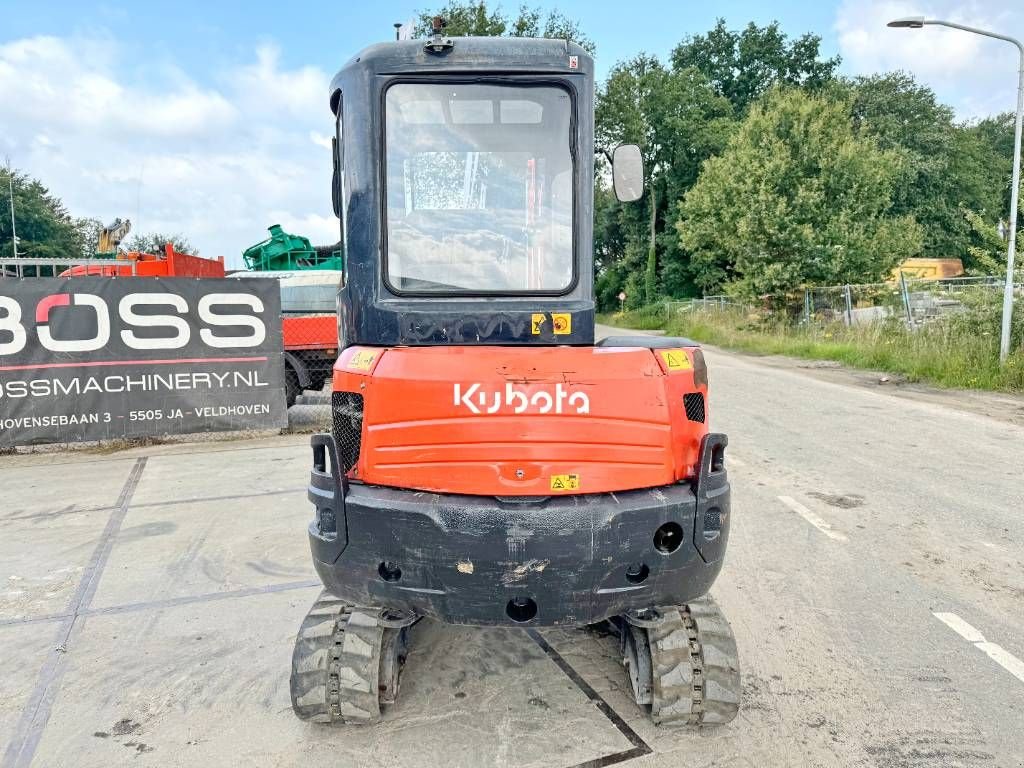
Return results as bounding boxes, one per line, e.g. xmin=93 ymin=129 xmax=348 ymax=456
xmin=98 ymin=217 xmax=132 ymax=253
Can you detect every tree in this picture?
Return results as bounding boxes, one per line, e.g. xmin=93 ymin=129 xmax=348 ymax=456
xmin=671 ymin=19 xmax=840 ymax=113
xmin=0 ymin=166 xmax=82 ymax=263
xmin=678 ymin=87 xmax=922 ymax=296
xmin=961 ymin=207 xmax=1008 ymax=276
xmin=73 ymin=217 xmax=104 ymax=259
xmin=415 ymin=3 xmax=595 ymax=52
xmin=596 ymin=55 xmax=666 ymax=305
xmin=595 ymin=57 xmax=734 ymax=303
xmin=968 ymin=112 xmax=1017 ymax=216
xmin=838 ymin=73 xmax=1009 ymax=263
xmin=123 ymin=232 xmax=197 ymax=255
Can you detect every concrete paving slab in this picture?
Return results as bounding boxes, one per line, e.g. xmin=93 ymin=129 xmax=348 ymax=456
xmin=0 ymin=471 xmax=121 ymax=621
xmin=89 ymin=492 xmax=315 ymax=610
xmin=129 ymin=444 xmax=308 ymax=507
xmin=0 ymin=624 xmax=55 ymax=751
xmin=32 ymin=591 xmax=630 ymax=768
xmin=1 ymin=455 xmax=132 ymax=518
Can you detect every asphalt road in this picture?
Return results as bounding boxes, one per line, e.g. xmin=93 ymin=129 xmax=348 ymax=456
xmin=1 ymin=331 xmax=1022 ymax=767
xmin=682 ymin=338 xmax=1024 ymax=767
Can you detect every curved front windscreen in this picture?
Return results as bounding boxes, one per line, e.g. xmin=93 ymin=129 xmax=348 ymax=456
xmin=384 ymin=82 xmax=574 ymax=293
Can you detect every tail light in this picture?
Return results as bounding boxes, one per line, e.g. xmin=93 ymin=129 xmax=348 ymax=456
xmin=691 ymin=348 xmax=708 ymax=389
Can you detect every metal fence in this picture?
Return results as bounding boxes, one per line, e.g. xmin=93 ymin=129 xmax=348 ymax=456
xmin=806 ymin=276 xmax=1023 ymax=327
xmin=0 ymin=256 xmax=140 ymax=277
xmin=665 ymin=296 xmax=747 ymax=319
xmin=664 ymin=274 xmax=1024 ymax=329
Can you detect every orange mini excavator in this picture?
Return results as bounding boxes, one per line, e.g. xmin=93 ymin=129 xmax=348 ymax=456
xmin=290 ymin=23 xmax=740 ymax=727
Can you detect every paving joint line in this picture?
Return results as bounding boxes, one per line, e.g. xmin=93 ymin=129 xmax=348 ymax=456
xmin=2 ymin=457 xmax=146 ymax=768
xmin=0 ymin=438 xmax=307 ymax=470
xmin=83 ymin=580 xmax=321 ymax=618
xmin=528 ymin=629 xmax=652 ymax=768
xmin=0 ymin=580 xmax=322 ymax=631
xmin=2 ymin=486 xmax=306 ymax=523
xmin=130 ymin=486 xmax=306 ymax=510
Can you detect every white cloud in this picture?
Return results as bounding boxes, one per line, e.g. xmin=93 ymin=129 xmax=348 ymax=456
xmin=268 ymin=212 xmax=340 ymax=247
xmin=0 ymin=33 xmax=336 ymax=268
xmin=834 ymin=0 xmax=1023 ymax=120
xmin=227 ymin=45 xmax=326 ymax=119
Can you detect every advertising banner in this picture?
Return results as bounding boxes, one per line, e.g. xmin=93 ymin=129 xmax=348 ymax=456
xmin=0 ymin=277 xmax=288 ymax=445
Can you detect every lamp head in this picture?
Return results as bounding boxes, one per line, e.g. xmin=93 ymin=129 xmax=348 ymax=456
xmin=887 ymin=16 xmax=926 ymax=29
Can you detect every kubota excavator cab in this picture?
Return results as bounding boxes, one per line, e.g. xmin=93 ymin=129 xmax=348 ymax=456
xmin=290 ymin=26 xmax=740 ymax=728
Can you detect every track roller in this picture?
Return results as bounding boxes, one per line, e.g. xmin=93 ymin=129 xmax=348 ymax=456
xmin=290 ymin=590 xmax=417 ymax=724
xmin=619 ymin=595 xmax=740 ymax=726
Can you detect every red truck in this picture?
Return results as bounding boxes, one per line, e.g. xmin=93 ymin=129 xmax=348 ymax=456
xmin=62 ymin=245 xmax=341 ymax=406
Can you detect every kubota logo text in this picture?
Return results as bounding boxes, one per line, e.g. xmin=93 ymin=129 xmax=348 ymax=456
xmin=454 ymin=383 xmax=590 ymax=415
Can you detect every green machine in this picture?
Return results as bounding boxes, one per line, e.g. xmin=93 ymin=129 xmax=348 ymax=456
xmin=243 ymin=224 xmax=343 ymax=271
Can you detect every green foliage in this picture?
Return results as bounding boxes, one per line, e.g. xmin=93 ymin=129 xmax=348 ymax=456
xmin=594 ymin=56 xmax=735 ymax=306
xmin=839 ymin=73 xmax=1013 ymax=262
xmin=596 ymin=303 xmax=668 ymax=330
xmin=678 ymin=87 xmax=923 ymax=296
xmin=0 ymin=167 xmax=82 ymax=261
xmin=946 ymin=288 xmax=1024 ymax=346
xmin=961 ymin=207 xmax=1007 ymax=275
xmin=414 ymin=2 xmax=595 ymax=52
xmin=73 ymin=217 xmax=104 ymax=258
xmin=595 ymin=18 xmax=841 ymax=304
xmin=968 ymin=112 xmax=1018 ymax=216
xmin=123 ymin=232 xmax=197 ymax=255
xmin=671 ymin=19 xmax=840 ymax=113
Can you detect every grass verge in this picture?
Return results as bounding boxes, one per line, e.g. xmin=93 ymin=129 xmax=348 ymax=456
xmin=601 ymin=305 xmax=1024 ymax=392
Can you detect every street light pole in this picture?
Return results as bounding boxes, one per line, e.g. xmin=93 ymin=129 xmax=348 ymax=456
xmin=888 ymin=17 xmax=1024 ymax=364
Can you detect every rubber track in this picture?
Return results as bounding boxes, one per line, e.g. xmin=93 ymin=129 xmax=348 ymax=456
xmin=289 ymin=591 xmax=386 ymax=724
xmin=648 ymin=596 xmax=741 ymax=726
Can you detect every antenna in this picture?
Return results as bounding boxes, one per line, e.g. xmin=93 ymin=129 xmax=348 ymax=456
xmin=394 ymin=22 xmax=402 ymax=41
xmin=135 ymin=160 xmax=145 ymax=235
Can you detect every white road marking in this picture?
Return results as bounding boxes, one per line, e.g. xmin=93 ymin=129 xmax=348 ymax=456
xmin=777 ymin=496 xmax=848 ymax=541
xmin=934 ymin=612 xmax=1024 ymax=685
xmin=934 ymin=612 xmax=986 ymax=643
xmin=727 ymin=455 xmax=746 ymax=467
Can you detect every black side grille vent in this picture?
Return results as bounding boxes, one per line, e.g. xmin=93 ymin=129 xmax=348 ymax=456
xmin=683 ymin=393 xmax=706 ymax=423
xmin=332 ymin=392 xmax=364 ymax=471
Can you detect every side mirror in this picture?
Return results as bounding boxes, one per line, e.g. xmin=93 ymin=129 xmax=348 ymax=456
xmin=331 ymin=137 xmax=342 ymax=219
xmin=612 ymin=144 xmax=644 ymax=202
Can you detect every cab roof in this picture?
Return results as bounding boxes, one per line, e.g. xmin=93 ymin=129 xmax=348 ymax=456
xmin=329 ymin=37 xmax=593 ymax=109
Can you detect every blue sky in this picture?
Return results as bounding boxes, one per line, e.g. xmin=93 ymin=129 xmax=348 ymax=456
xmin=1 ymin=0 xmax=1020 ymax=263
xmin=0 ymin=1 xmax=842 ymax=84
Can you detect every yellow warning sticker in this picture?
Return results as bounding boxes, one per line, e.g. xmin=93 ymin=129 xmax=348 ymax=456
xmin=347 ymin=350 xmax=379 ymax=371
xmin=659 ymin=350 xmax=692 ymax=371
xmin=531 ymin=313 xmax=572 ymax=335
xmin=550 ymin=473 xmax=580 ymax=491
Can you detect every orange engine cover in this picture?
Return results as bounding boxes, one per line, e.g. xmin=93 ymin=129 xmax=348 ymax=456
xmin=332 ymin=345 xmax=708 ymax=496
